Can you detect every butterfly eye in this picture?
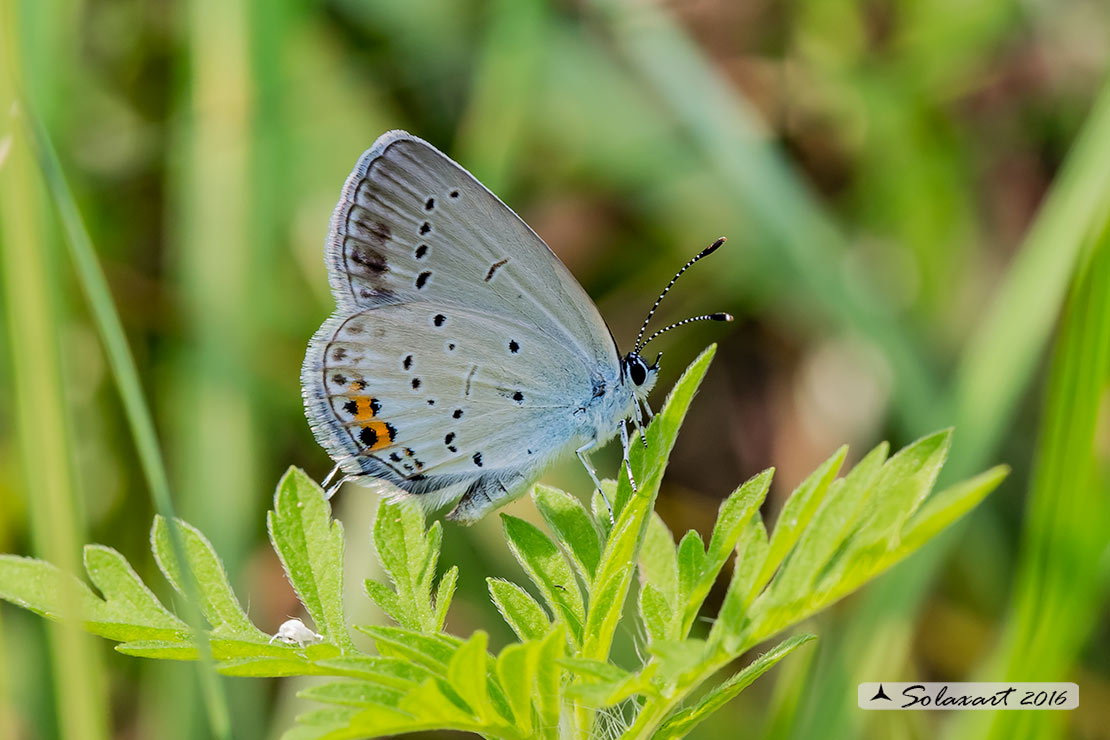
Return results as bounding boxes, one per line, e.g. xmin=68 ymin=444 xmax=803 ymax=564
xmin=627 ymin=355 xmax=648 ymax=386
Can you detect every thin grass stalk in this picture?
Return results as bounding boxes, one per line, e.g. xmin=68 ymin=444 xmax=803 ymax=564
xmin=0 ymin=115 xmax=109 ymax=740
xmin=23 ymin=109 xmax=233 ymax=740
xmin=0 ymin=6 xmax=108 ymax=737
xmin=954 ymin=210 xmax=1110 ymax=740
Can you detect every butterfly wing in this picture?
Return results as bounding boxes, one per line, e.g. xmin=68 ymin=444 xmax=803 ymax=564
xmin=302 ymin=302 xmax=607 ymax=521
xmin=325 ymin=130 xmax=618 ymax=368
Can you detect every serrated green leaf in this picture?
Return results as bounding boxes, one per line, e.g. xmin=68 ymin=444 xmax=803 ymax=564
xmin=753 ymin=445 xmax=846 ymax=595
xmin=768 ymin=443 xmax=887 ymax=605
xmin=501 ymin=515 xmax=584 ymax=646
xmin=676 ymin=529 xmax=706 ymax=633
xmin=299 ymin=680 xmax=404 ymax=709
xmin=658 ymin=634 xmax=815 ymax=738
xmin=639 ymin=583 xmax=671 ymax=643
xmin=681 ymin=470 xmax=773 ymax=638
xmin=268 ymin=467 xmax=352 ymax=649
xmin=651 ymin=638 xmax=707 ymax=683
xmin=373 ymin=498 xmax=437 ymax=631
xmin=710 ymin=514 xmax=768 ymax=650
xmin=433 ymin=565 xmax=458 ymax=631
xmin=639 ymin=514 xmax=679 ymax=602
xmin=496 ymin=641 xmax=537 ymax=735
xmin=703 ymin=469 xmax=773 ymax=583
xmin=83 ymin=545 xmax=187 ymax=632
xmin=151 ymin=516 xmax=263 ymax=639
xmin=533 ymin=484 xmax=602 ymax=583
xmin=314 ymin=655 xmax=437 ymax=688
xmin=217 ymin=657 xmax=338 ymax=678
xmin=397 ymin=678 xmax=474 ymax=725
xmin=363 ymin=578 xmax=405 ymax=627
xmin=447 ymin=631 xmax=490 ymax=721
xmin=358 ymin=625 xmax=460 ymax=671
xmin=487 ymin=578 xmax=550 ymax=641
xmin=535 ymin=626 xmax=565 ymax=739
xmin=564 ymin=659 xmax=659 ymax=708
xmin=676 ymin=530 xmax=705 ymax=600
xmin=857 ymin=429 xmax=951 ymax=546
xmin=898 ymin=465 xmax=1009 ymax=555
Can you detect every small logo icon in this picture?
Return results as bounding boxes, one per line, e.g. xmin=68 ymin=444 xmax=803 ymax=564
xmin=870 ymin=684 xmax=892 ymax=702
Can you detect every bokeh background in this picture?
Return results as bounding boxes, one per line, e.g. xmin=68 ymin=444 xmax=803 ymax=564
xmin=2 ymin=0 xmax=1109 ymax=738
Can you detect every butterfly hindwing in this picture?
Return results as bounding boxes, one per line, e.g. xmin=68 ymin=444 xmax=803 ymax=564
xmin=302 ymin=301 xmax=604 ymax=520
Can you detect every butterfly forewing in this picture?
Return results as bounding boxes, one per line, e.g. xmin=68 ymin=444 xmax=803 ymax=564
xmin=328 ymin=131 xmax=617 ymax=368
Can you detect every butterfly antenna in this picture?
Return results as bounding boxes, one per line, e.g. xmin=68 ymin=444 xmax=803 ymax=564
xmin=633 ymin=237 xmax=726 ymax=353
xmin=639 ymin=313 xmax=733 ymax=349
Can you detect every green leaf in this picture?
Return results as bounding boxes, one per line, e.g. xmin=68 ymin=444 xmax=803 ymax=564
xmin=151 ymin=516 xmax=263 ymax=639
xmin=433 ymin=565 xmax=458 ymax=631
xmin=650 ymin=638 xmax=709 ymax=684
xmin=358 ymin=625 xmax=460 ymax=671
xmin=681 ymin=470 xmax=773 ymax=638
xmin=82 ymin=545 xmax=188 ymax=636
xmin=856 ymin=429 xmax=952 ymax=546
xmin=533 ymin=484 xmax=602 ymax=583
xmin=898 ymin=465 xmax=1009 ymax=555
xmin=676 ymin=530 xmax=706 ymax=603
xmin=658 ymin=634 xmax=816 ymax=738
xmin=639 ymin=583 xmax=672 ymax=644
xmin=372 ymin=498 xmax=437 ymax=632
xmin=501 ymin=515 xmax=584 ymax=646
xmin=768 ymin=443 xmax=887 ymax=605
xmin=496 ymin=641 xmax=537 ymax=735
xmin=487 ymin=578 xmax=551 ymax=642
xmin=363 ymin=579 xmax=406 ymax=628
xmin=447 ymin=631 xmax=490 ymax=722
xmin=298 ymin=680 xmax=404 ymax=709
xmin=753 ymin=445 xmax=846 ymax=594
xmin=535 ymin=626 xmax=565 ymax=739
xmin=563 ymin=657 xmax=658 ymax=708
xmin=710 ymin=513 xmax=768 ymax=650
xmin=313 ymin=655 xmax=438 ymax=689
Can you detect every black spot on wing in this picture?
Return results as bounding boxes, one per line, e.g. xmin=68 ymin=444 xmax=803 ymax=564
xmin=453 ymin=409 xmax=463 ymax=419
xmin=472 ymin=452 xmax=483 ymax=468
xmin=508 ymin=340 xmax=519 ymax=354
xmin=411 ymin=378 xmax=421 ymax=389
xmin=433 ymin=314 xmax=446 ymax=327
xmin=416 ymin=271 xmax=431 ymax=289
xmin=414 ymin=244 xmax=428 ymax=259
xmin=419 ymin=222 xmax=431 ymax=235
xmin=359 ymin=426 xmax=378 ymax=447
xmin=424 ymin=197 xmax=435 ymax=211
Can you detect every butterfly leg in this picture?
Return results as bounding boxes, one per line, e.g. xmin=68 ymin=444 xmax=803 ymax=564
xmin=322 ymin=461 xmax=343 ymax=489
xmin=618 ymin=418 xmax=639 ymax=493
xmin=575 ymin=440 xmax=614 ymax=523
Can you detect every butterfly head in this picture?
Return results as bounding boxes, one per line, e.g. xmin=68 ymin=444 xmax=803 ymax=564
xmin=622 ymin=351 xmax=659 ymax=400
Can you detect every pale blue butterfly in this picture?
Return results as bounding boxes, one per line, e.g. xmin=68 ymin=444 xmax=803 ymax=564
xmin=302 ymin=130 xmax=730 ymax=522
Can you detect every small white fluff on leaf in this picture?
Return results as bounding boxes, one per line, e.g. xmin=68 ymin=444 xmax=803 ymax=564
xmin=269 ymin=618 xmax=323 ymax=647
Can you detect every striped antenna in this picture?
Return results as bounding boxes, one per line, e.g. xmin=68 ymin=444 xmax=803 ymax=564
xmin=633 ymin=237 xmax=726 ymax=353
xmin=638 ymin=313 xmax=733 ymax=350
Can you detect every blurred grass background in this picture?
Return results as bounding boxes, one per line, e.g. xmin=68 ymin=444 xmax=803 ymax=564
xmin=1 ymin=0 xmax=1109 ymax=738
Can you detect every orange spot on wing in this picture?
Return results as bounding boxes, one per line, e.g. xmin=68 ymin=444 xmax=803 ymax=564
xmin=353 ymin=397 xmax=377 ymax=421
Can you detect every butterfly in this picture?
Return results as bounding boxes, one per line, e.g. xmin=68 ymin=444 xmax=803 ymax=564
xmin=302 ymin=130 xmax=730 ymax=523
